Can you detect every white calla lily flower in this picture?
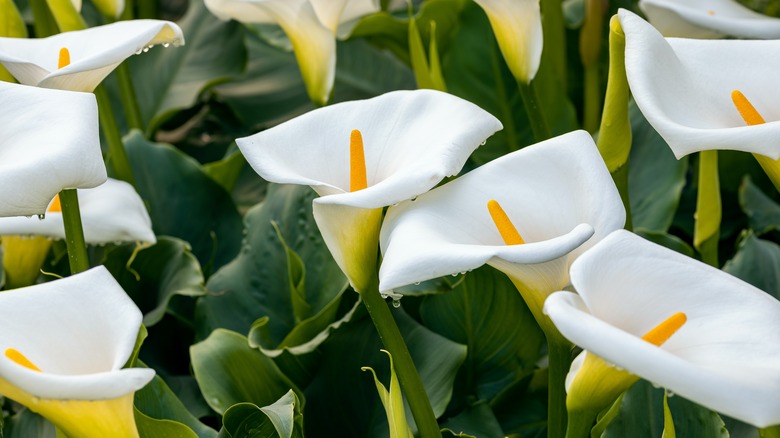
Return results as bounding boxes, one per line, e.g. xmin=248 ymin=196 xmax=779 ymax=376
xmin=0 ymin=20 xmax=184 ymax=92
xmin=0 ymin=266 xmax=155 ymax=437
xmin=0 ymin=81 xmax=106 ymax=217
xmin=379 ymin=130 xmax=624 ymax=325
xmin=620 ymin=9 xmax=780 ymax=159
xmin=639 ymin=0 xmax=780 ymax=39
xmin=237 ymin=89 xmax=502 ymax=291
xmin=204 ymin=0 xmax=379 ymax=105
xmin=544 ymin=230 xmax=780 ymax=428
xmin=473 ymin=0 xmax=542 ymax=84
xmin=0 ymin=179 xmax=156 ymax=245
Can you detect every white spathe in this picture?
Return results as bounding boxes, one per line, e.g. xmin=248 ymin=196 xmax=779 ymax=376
xmin=204 ymin=0 xmax=379 ymax=105
xmin=544 ymin=230 xmax=780 ymax=428
xmin=0 ymin=20 xmax=184 ymax=92
xmin=639 ymin=0 xmax=780 ymax=39
xmin=0 ymin=266 xmax=154 ymax=400
xmin=0 ymin=179 xmax=156 ymax=244
xmin=619 ymin=9 xmax=780 ymax=159
xmin=237 ymin=89 xmax=502 ymax=290
xmin=0 ymin=81 xmax=106 ymax=217
xmin=473 ymin=0 xmax=542 ymax=84
xmin=379 ymin=130 xmax=625 ymax=298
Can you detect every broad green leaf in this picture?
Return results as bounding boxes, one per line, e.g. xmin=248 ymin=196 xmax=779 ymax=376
xmin=628 ymin=102 xmax=688 ymax=233
xmin=419 ymin=266 xmax=544 ymax=401
xmin=128 ymin=0 xmax=247 ymax=134
xmin=333 ymin=39 xmax=417 ymax=100
xmin=361 ymin=350 xmax=414 ymax=438
xmin=124 ymin=130 xmax=243 ymax=274
xmin=440 ymin=401 xmax=504 ymax=438
xmin=304 ymin=310 xmax=466 ymax=436
xmin=723 ymin=231 xmax=780 ymax=299
xmin=739 ymin=176 xmax=780 ymax=235
xmin=218 ymin=390 xmax=303 ymax=438
xmin=190 ymin=329 xmax=301 ymax=415
xmin=633 ymin=230 xmax=694 ymax=258
xmin=135 ymin=363 xmax=217 ymax=438
xmin=197 ymin=184 xmax=347 ymax=345
xmin=601 ymin=380 xmax=728 ymax=438
xmin=103 ymin=237 xmax=206 ymax=326
xmin=203 ymin=149 xmax=247 ymax=194
xmin=4 ymin=409 xmax=54 ymax=438
xmin=442 ymin=1 xmax=534 ymax=164
xmin=134 ymin=409 xmax=198 ymax=438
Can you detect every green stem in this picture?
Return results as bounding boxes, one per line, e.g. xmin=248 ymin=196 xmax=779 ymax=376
xmin=518 ymin=80 xmax=551 ymax=142
xmin=583 ymin=64 xmax=601 ymax=134
xmin=566 ymin=409 xmax=597 ymax=438
xmin=547 ymin=331 xmax=571 ymax=438
xmin=611 ymin=162 xmax=632 ymax=231
xmin=694 ymin=150 xmax=720 ymax=267
xmin=760 ymin=425 xmax=780 ymax=438
xmin=94 ymin=85 xmax=137 ymax=187
xmin=540 ymin=0 xmax=566 ymax=88
xmin=58 ymin=189 xmax=90 ymax=274
xmin=360 ymin=277 xmax=440 ymax=438
xmin=115 ymin=64 xmax=144 ymax=131
xmin=137 ymin=0 xmax=157 ymax=19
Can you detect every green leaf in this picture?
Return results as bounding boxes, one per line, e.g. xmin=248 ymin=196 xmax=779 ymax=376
xmin=4 ymin=409 xmax=55 ymax=438
xmin=218 ymin=390 xmax=303 ymax=438
xmin=440 ymin=401 xmax=504 ymax=438
xmin=723 ymin=231 xmax=780 ymax=299
xmin=127 ymin=0 xmax=247 ymax=134
xmin=419 ymin=266 xmax=544 ymax=401
xmin=124 ymin=130 xmax=243 ymax=274
xmin=134 ymin=409 xmax=198 ymax=438
xmin=739 ymin=175 xmax=780 ymax=235
xmin=190 ymin=329 xmax=301 ymax=415
xmin=628 ymin=102 xmax=688 ymax=233
xmin=362 ymin=350 xmax=414 ymax=438
xmin=304 ymin=310 xmax=466 ymax=436
xmin=103 ymin=237 xmax=206 ymax=326
xmin=135 ymin=362 xmax=217 ymax=438
xmin=662 ymin=393 xmax=676 ymax=438
xmin=203 ymin=149 xmax=247 ymax=194
xmin=633 ymin=230 xmax=694 ymax=258
xmin=601 ymin=380 xmax=728 ymax=438
xmin=333 ymin=38 xmax=417 ymax=100
xmin=197 ymin=184 xmax=347 ymax=345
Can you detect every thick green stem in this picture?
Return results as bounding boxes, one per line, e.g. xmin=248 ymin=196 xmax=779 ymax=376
xmin=566 ymin=409 xmax=597 ymax=438
xmin=115 ymin=64 xmax=144 ymax=131
xmin=694 ymin=150 xmax=720 ymax=267
xmin=58 ymin=189 xmax=90 ymax=274
xmin=94 ymin=85 xmax=137 ymax=187
xmin=540 ymin=0 xmax=566 ymax=88
xmin=519 ymin=80 xmax=551 ymax=142
xmin=547 ymin=331 xmax=571 ymax=438
xmin=583 ymin=64 xmax=601 ymax=134
xmin=359 ymin=277 xmax=440 ymax=438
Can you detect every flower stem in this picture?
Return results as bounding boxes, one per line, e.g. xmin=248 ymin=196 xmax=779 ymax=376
xmin=359 ymin=277 xmax=440 ymax=438
xmin=94 ymin=85 xmax=137 ymax=187
xmin=694 ymin=150 xmax=720 ymax=267
xmin=58 ymin=189 xmax=90 ymax=274
xmin=547 ymin=330 xmax=571 ymax=438
xmin=566 ymin=409 xmax=597 ymax=438
xmin=518 ymin=80 xmax=551 ymax=142
xmin=540 ymin=0 xmax=566 ymax=88
xmin=582 ymin=64 xmax=601 ymax=134
xmin=760 ymin=426 xmax=780 ymax=438
xmin=115 ymin=63 xmax=144 ymax=132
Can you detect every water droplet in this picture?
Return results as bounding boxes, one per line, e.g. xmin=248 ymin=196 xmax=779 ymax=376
xmin=410 ymin=196 xmax=417 ymax=201
xmin=651 ymin=382 xmax=662 ymax=389
xmin=37 ymin=214 xmax=45 ymax=220
xmin=460 ymin=271 xmax=466 ymax=275
xmin=380 ymin=293 xmax=389 ymax=300
xmin=414 ymin=282 xmax=421 ymax=285
xmin=480 ymin=139 xmax=487 ymax=146
xmin=392 ymin=299 xmax=401 ymax=308
xmin=142 ymin=47 xmax=150 ymax=53
xmin=135 ymin=49 xmax=143 ymax=55
xmin=665 ymin=389 xmax=675 ymax=397
xmin=162 ymin=43 xmax=170 ymax=48
xmin=451 ymin=273 xmax=459 ymax=277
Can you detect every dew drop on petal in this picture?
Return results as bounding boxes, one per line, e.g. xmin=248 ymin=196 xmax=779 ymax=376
xmin=163 ymin=43 xmax=170 ymax=48
xmin=37 ymin=214 xmax=45 ymax=220
xmin=665 ymin=389 xmax=675 ymax=397
xmin=392 ymin=299 xmax=401 ymax=308
xmin=143 ymin=47 xmax=150 ymax=53
xmin=414 ymin=282 xmax=421 ymax=285
xmin=135 ymin=49 xmax=143 ymax=55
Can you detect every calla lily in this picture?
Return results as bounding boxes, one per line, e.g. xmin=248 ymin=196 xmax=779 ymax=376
xmin=639 ymin=0 xmax=780 ymax=39
xmin=619 ymin=8 xmax=780 ymax=159
xmin=0 ymin=81 xmax=106 ymax=217
xmin=543 ymin=230 xmax=780 ymax=429
xmin=0 ymin=265 xmax=155 ymax=437
xmin=473 ymin=0 xmax=542 ymax=84
xmin=378 ymin=130 xmax=624 ymax=325
xmin=204 ymin=0 xmax=379 ymax=105
xmin=236 ymin=89 xmax=502 ymax=292
xmin=0 ymin=178 xmax=156 ymax=245
xmin=0 ymin=20 xmax=184 ymax=92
